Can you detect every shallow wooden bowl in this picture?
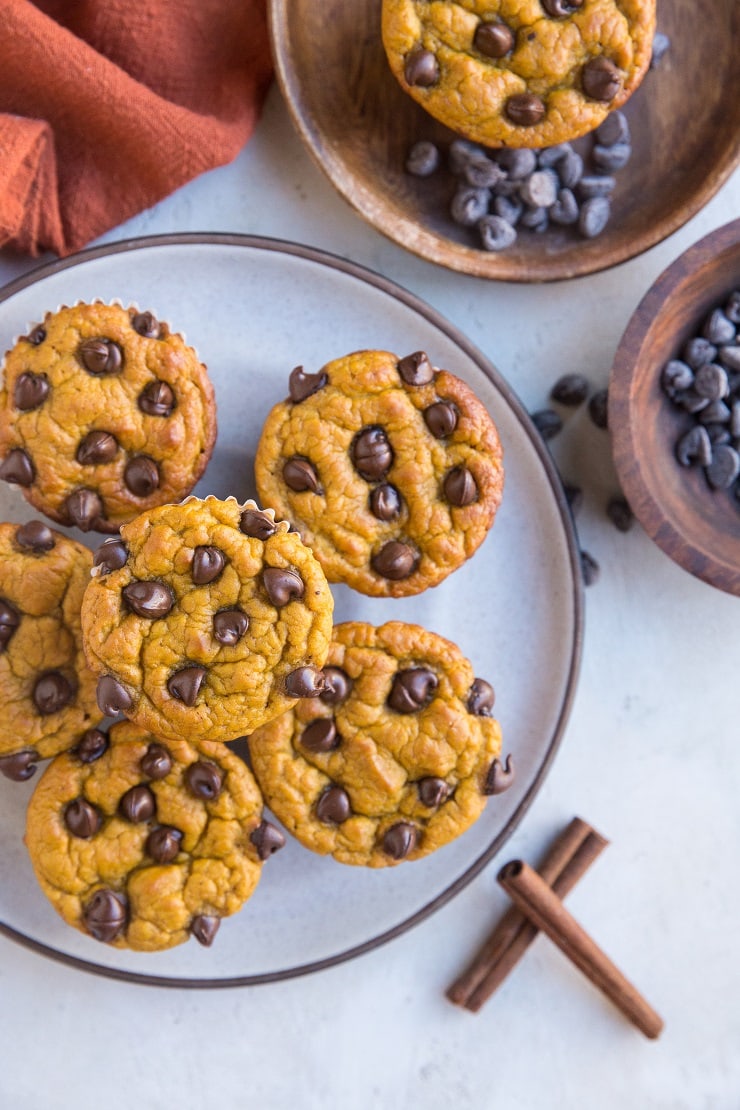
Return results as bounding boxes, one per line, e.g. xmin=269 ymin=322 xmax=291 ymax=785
xmin=268 ymin=0 xmax=740 ymax=282
xmin=610 ymin=220 xmax=740 ymax=596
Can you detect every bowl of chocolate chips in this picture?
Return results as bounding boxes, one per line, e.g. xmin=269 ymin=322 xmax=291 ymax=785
xmin=610 ymin=219 xmax=740 ymax=596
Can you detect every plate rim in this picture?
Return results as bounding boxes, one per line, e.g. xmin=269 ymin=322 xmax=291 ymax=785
xmin=0 ymin=231 xmax=584 ymax=987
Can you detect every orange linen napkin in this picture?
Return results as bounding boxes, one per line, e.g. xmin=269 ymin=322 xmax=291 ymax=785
xmin=0 ymin=0 xmax=273 ymax=257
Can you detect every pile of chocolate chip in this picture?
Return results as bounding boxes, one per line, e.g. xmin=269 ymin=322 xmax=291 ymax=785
xmin=661 ymin=291 xmax=740 ymax=503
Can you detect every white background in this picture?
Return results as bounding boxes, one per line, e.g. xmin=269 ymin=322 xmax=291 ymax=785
xmin=0 ymin=83 xmax=738 ymax=1109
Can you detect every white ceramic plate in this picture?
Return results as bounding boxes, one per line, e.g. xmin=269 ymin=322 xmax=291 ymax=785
xmin=0 ymin=234 xmax=582 ymax=986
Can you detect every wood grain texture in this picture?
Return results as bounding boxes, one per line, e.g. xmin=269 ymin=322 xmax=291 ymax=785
xmin=610 ymin=219 xmax=740 ymax=597
xmin=268 ymin=0 xmax=740 ymax=282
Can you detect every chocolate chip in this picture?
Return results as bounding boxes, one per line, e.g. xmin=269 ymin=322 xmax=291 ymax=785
xmin=184 ymin=760 xmax=223 ymax=800
xmin=191 ymin=545 xmax=226 ymax=585
xmin=301 ymin=718 xmax=340 ymax=752
xmin=283 ymin=456 xmax=320 ymax=493
xmin=479 ymin=216 xmax=518 ymax=251
xmin=0 ymin=599 xmax=20 ymax=652
xmin=33 ymin=671 xmax=73 ymax=715
xmin=316 ymin=784 xmax=351 ymax=824
xmin=284 ymin=666 xmax=326 ymax=698
xmin=168 ymin=665 xmax=207 ymax=707
xmin=75 ymin=728 xmax=108 ymax=763
xmin=118 ymin=784 xmax=156 ymax=823
xmin=140 ymin=743 xmax=172 ymax=779
xmin=76 ymin=430 xmax=118 ymax=466
xmin=563 ymin=483 xmax=583 ymax=517
xmin=351 ymin=427 xmax=393 ymax=481
xmin=703 ymin=309 xmax=736 ymax=346
xmin=122 ymin=580 xmax=174 ymax=619
xmin=451 ymin=186 xmax=491 ymax=228
xmin=13 ymin=371 xmax=49 ymax=411
xmin=213 ymin=609 xmax=249 ymax=646
xmin=404 ymin=47 xmax=439 ymax=87
xmin=468 ymin=678 xmax=495 ymax=717
xmin=582 ymin=57 xmax=621 ymax=101
xmin=443 ymin=466 xmax=478 ymax=507
xmin=145 ymin=825 xmax=182 ymax=862
xmin=190 ymin=914 xmax=220 ymax=947
xmin=505 ymin=94 xmax=546 ymax=126
xmin=579 ymin=196 xmax=611 ymax=238
xmin=388 ymin=669 xmax=438 ymax=714
xmin=650 ymin=31 xmax=671 ymax=68
xmin=464 ymin=155 xmax=505 ymax=191
xmin=369 ymin=483 xmax=402 ymax=522
xmin=606 ymin=496 xmax=634 ymax=532
xmin=398 ymin=351 xmax=434 ymax=386
xmin=493 ymin=195 xmax=524 ymax=226
xmin=580 ymin=550 xmax=600 ymax=586
xmin=0 ymin=448 xmax=34 ymax=486
xmin=596 ymin=110 xmax=630 ymax=147
xmin=65 ymin=488 xmax=104 ymax=531
xmin=96 ymin=675 xmax=133 ymax=716
xmin=576 ymin=175 xmax=616 ymax=200
xmin=558 ymin=150 xmax=584 ymax=190
xmin=592 ymin=142 xmax=631 ymax=173
xmin=695 ymin=363 xmax=729 ymax=401
xmin=706 ymin=444 xmax=740 ymax=490
xmin=319 ymin=667 xmax=352 ymax=705
xmin=684 ymin=337 xmax=717 ymax=370
xmin=93 ymin=538 xmax=128 ymax=574
xmin=424 ymin=401 xmax=458 ymax=438
xmin=25 ymin=325 xmax=46 ymax=345
xmin=15 ymin=520 xmax=55 ymax=553
xmin=239 ymin=508 xmax=277 ymax=539
xmin=64 ymin=797 xmax=102 ymax=838
xmin=263 ymin=566 xmax=305 ymax=606
xmin=474 ymin=20 xmax=514 ymax=57
xmin=0 ymin=750 xmax=38 ymax=781
xmin=138 ymin=380 xmax=175 ymax=416
xmin=288 ymin=365 xmax=328 ymax=402
xmin=83 ymin=889 xmax=127 ymax=942
xmin=542 ymin=0 xmax=583 ymax=15
xmin=520 ymin=169 xmax=559 ymax=208
xmin=250 ymin=820 xmax=286 ymax=859
xmin=661 ymin=360 xmax=694 ymax=400
xmin=678 ymin=427 xmax=714 ymax=467
xmin=483 ymin=753 xmax=515 ymax=795
xmin=79 ymin=338 xmax=122 ymax=375
xmin=417 ymin=777 xmax=451 ymax=807
xmin=531 ymin=409 xmax=563 ymax=439
xmin=371 ymin=540 xmax=418 ymax=581
xmin=382 ymin=822 xmax=418 ymax=860
xmin=588 ymin=388 xmax=609 ymax=429
xmin=495 ymin=148 xmax=537 ymax=179
xmin=124 ymin=456 xmax=160 ymax=497
xmin=551 ymin=373 xmax=590 ymax=407
xmin=406 ymin=140 xmax=440 ymax=177
xmin=132 ymin=311 xmax=160 ymax=338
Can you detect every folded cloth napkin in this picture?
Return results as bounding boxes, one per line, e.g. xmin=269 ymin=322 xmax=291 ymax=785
xmin=0 ymin=0 xmax=273 ymax=257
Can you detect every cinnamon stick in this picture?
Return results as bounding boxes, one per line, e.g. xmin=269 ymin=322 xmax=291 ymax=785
xmin=498 ymin=860 xmax=664 ymax=1040
xmin=447 ymin=817 xmax=608 ymax=1011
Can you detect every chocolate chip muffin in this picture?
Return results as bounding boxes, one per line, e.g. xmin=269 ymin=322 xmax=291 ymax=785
xmin=25 ymin=720 xmax=285 ymax=951
xmin=81 ymin=496 xmax=334 ymax=744
xmin=254 ymin=350 xmax=504 ymax=597
xmin=0 ymin=520 xmax=99 ymax=782
xmin=0 ymin=302 xmax=217 ymax=532
xmin=382 ymin=0 xmax=655 ymax=148
xmin=248 ymin=621 xmax=514 ymax=868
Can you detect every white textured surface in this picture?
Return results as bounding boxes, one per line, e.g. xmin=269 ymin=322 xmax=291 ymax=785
xmin=0 ymin=85 xmax=739 ymax=1108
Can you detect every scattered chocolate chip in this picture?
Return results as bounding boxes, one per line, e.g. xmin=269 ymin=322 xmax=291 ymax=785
xmin=703 ymin=309 xmax=736 ymax=346
xmin=479 ymin=215 xmax=518 ymax=251
xmin=25 ymin=325 xmax=46 ymax=345
xmin=404 ymin=47 xmax=439 ymax=87
xmin=33 ymin=671 xmax=73 ymax=715
xmin=369 ymin=483 xmax=402 ymax=522
xmin=319 ymin=667 xmax=352 ymax=705
xmin=124 ymin=456 xmax=160 ymax=497
xmin=14 ymin=371 xmax=49 ymax=411
xmin=0 ymin=750 xmax=38 ymax=781
xmin=213 ymin=609 xmax=249 ymax=646
xmin=406 ymin=140 xmax=441 ymax=177
xmin=64 ymin=797 xmax=102 ymax=838
xmin=542 ymin=0 xmax=583 ymax=15
xmin=695 ymin=363 xmax=729 ymax=401
xmin=382 ymin=822 xmax=418 ymax=860
xmin=505 ymin=94 xmax=546 ymax=126
xmin=167 ymin=665 xmax=207 ymax=707
xmin=493 ymin=196 xmax=524 ymax=226
xmin=191 ymin=545 xmax=226 ymax=586
xmin=582 ymin=57 xmax=621 ymax=101
xmin=417 ymin=777 xmax=451 ymax=807
xmin=83 ymin=889 xmax=127 ymax=942
xmin=588 ymin=389 xmax=609 ymax=429
xmin=250 ymin=820 xmax=286 ymax=860
xmin=15 ymin=520 xmax=55 ymax=552
xmin=138 ymin=380 xmax=175 ymax=416
xmin=371 ymin=540 xmax=418 ymax=580
xmin=190 ymin=914 xmax=220 ymax=946
xmin=580 ymin=550 xmax=600 ymax=586
xmin=93 ymin=538 xmax=128 ymax=574
xmin=424 ymin=401 xmax=459 ymax=438
xmin=145 ymin=825 xmax=182 ymax=862
xmin=239 ymin=508 xmax=277 ymax=539
xmin=118 ymin=784 xmax=156 ymax=823
xmin=551 ymin=373 xmax=590 ymax=407
xmin=122 ymin=580 xmax=175 ymax=619
xmin=520 ymin=169 xmax=559 ymax=209
xmin=474 ymin=20 xmax=514 ymax=57
xmin=650 ymin=31 xmax=671 ymax=68
xmin=443 ymin=466 xmax=478 ymax=507
xmin=661 ymin=360 xmax=694 ymax=399
xmin=300 ymin=718 xmax=340 ymax=753
xmin=140 ymin=743 xmax=172 ymax=779
xmin=283 ymin=456 xmax=320 ymax=493
xmin=398 ymin=351 xmax=434 ymax=386
xmin=76 ymin=430 xmax=119 ymax=466
xmin=263 ymin=566 xmax=305 ymax=606
xmin=592 ymin=142 xmax=631 ymax=173
xmin=577 ymin=175 xmax=616 ymax=200
xmin=388 ymin=668 xmax=438 ymax=714
xmin=316 ymin=784 xmax=351 ymax=824
xmin=65 ymin=488 xmax=104 ymax=531
xmin=79 ymin=338 xmax=123 ymax=375
xmin=0 ymin=448 xmax=34 ymax=486
xmin=579 ymin=196 xmax=611 ymax=239
xmin=284 ymin=666 xmax=326 ymax=698
xmin=185 ymin=760 xmax=224 ymax=800
xmin=531 ymin=409 xmax=563 ymax=439
xmin=706 ymin=444 xmax=740 ymax=490
xmin=288 ymin=365 xmax=328 ymax=402
xmin=351 ymin=427 xmax=393 ymax=481
xmin=451 ymin=186 xmax=490 ymax=228
xmin=595 ymin=111 xmax=630 ymax=147
xmin=483 ymin=753 xmax=515 ymax=795
xmin=96 ymin=674 xmax=133 ymax=715
xmin=606 ymin=496 xmax=634 ymax=532
xmin=0 ymin=598 xmax=20 ymax=652
xmin=468 ymin=677 xmax=495 ymax=716
xmin=75 ymin=728 xmax=108 ymax=763
xmin=132 ymin=311 xmax=160 ymax=338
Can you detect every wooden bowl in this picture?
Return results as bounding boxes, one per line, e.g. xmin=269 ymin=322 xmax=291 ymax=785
xmin=610 ymin=219 xmax=740 ymax=596
xmin=268 ymin=0 xmax=740 ymax=283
